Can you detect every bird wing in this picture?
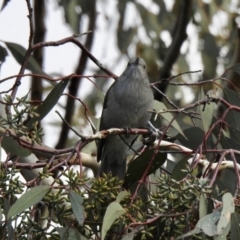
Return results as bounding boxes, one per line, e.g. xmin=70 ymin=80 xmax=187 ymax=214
xmin=97 ymin=84 xmax=114 ymax=162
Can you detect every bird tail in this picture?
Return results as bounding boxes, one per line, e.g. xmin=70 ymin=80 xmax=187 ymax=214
xmin=98 ymin=155 xmax=126 ymax=180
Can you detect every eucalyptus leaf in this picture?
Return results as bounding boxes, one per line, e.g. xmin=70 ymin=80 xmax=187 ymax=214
xmin=69 ymin=191 xmax=84 ymax=225
xmin=25 ymin=79 xmax=69 ymax=127
xmin=101 ymin=202 xmax=125 ymax=240
xmin=124 ymin=149 xmax=167 ymax=188
xmin=177 ymin=210 xmax=221 ymax=239
xmin=154 ymin=100 xmax=185 ymax=138
xmin=214 ymin=221 xmax=230 ymax=240
xmin=230 ymin=212 xmax=240 ymax=240
xmin=116 ymin=191 xmax=130 ymax=203
xmin=217 ymin=193 xmax=234 ymax=234
xmin=56 ymin=227 xmax=68 ymax=240
xmin=121 ymin=230 xmax=135 ymax=240
xmin=1 ymin=0 xmax=11 ymax=11
xmin=3 ymin=198 xmax=14 ymax=240
xmin=199 ymin=193 xmax=208 ymax=219
xmin=68 ymin=228 xmax=87 ymax=240
xmin=223 ymin=88 xmax=240 ymax=140
xmin=200 ymin=87 xmax=215 ymax=132
xmin=176 ymin=126 xmax=205 ymax=150
xmin=2 ymin=136 xmax=31 ymax=157
xmin=56 ymin=227 xmax=88 ymax=240
xmin=0 ymin=45 xmax=8 ymax=62
xmin=230 ymin=62 xmax=240 ymax=76
xmin=7 ymin=185 xmax=50 ymax=219
xmin=4 ymin=41 xmax=48 ymax=77
xmin=171 ymin=156 xmax=189 ymax=181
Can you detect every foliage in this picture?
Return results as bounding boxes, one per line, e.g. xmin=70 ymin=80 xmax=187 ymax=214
xmin=1 ymin=0 xmax=240 ymax=240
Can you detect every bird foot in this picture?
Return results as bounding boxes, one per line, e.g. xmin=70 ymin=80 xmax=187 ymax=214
xmin=123 ymin=126 xmax=132 ymax=138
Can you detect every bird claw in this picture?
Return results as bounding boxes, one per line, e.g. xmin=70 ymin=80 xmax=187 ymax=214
xmin=143 ymin=121 xmax=161 ymax=144
xmin=123 ymin=126 xmax=132 ymax=138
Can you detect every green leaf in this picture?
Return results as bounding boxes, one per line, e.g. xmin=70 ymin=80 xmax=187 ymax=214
xmin=68 ymin=228 xmax=87 ymax=240
xmin=56 ymin=227 xmax=88 ymax=240
xmin=2 ymin=136 xmax=31 ymax=157
xmin=200 ymin=87 xmax=215 ymax=132
xmin=199 ymin=211 xmax=221 ymax=236
xmin=56 ymin=227 xmax=69 ymax=240
xmin=7 ymin=185 xmax=50 ymax=219
xmin=230 ymin=212 xmax=240 ymax=240
xmin=199 ymin=193 xmax=208 ymax=219
xmin=0 ymin=139 xmax=1 ymax=164
xmin=214 ymin=221 xmax=230 ymax=240
xmin=217 ymin=193 xmax=234 ymax=233
xmin=101 ymin=202 xmax=125 ymax=240
xmin=176 ymin=227 xmax=202 ymax=239
xmin=4 ymin=41 xmax=48 ymax=77
xmin=229 ymin=62 xmax=240 ymax=76
xmin=171 ymin=157 xmax=189 ymax=181
xmin=124 ymin=149 xmax=167 ymax=188
xmin=1 ymin=0 xmax=11 ymax=11
xmin=176 ymin=126 xmax=205 ymax=150
xmin=116 ymin=191 xmax=130 ymax=203
xmin=153 ymin=100 xmax=186 ymax=138
xmin=121 ymin=230 xmax=135 ymax=240
xmin=69 ymin=191 xmax=84 ymax=225
xmin=177 ymin=210 xmax=221 ymax=239
xmin=219 ymin=133 xmax=240 ymax=162
xmin=25 ymin=79 xmax=69 ymax=127
xmin=0 ymin=45 xmax=8 ymax=62
xmin=223 ymin=88 xmax=240 ymax=138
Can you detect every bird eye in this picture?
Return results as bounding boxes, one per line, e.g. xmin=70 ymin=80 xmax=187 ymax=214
xmin=143 ymin=64 xmax=146 ymax=69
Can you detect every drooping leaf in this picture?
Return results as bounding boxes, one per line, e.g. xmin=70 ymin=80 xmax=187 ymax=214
xmin=230 ymin=212 xmax=240 ymax=240
xmin=56 ymin=227 xmax=88 ymax=240
xmin=176 ymin=227 xmax=202 ymax=239
xmin=0 ymin=45 xmax=8 ymax=62
xmin=116 ymin=191 xmax=130 ymax=203
xmin=201 ymin=33 xmax=219 ymax=79
xmin=58 ymin=0 xmax=92 ymax=33
xmin=177 ymin=210 xmax=221 ymax=239
xmin=229 ymin=62 xmax=240 ymax=76
xmin=2 ymin=136 xmax=31 ymax=157
xmin=4 ymin=41 xmax=49 ymax=77
xmin=176 ymin=126 xmax=205 ymax=150
xmin=121 ymin=230 xmax=136 ymax=240
xmin=199 ymin=193 xmax=208 ymax=219
xmin=214 ymin=222 xmax=231 ymax=240
xmin=217 ymin=193 xmax=234 ymax=233
xmin=3 ymin=198 xmax=14 ymax=240
xmin=63 ymin=0 xmax=80 ymax=33
xmin=124 ymin=149 xmax=167 ymax=188
xmin=117 ymin=1 xmax=136 ymax=53
xmin=101 ymin=202 xmax=125 ymax=240
xmin=219 ymin=132 xmax=240 ymax=163
xmin=223 ymin=88 xmax=240 ymax=141
xmin=171 ymin=156 xmax=189 ymax=181
xmin=199 ymin=87 xmax=215 ymax=133
xmin=25 ymin=79 xmax=69 ymax=127
xmin=69 ymin=191 xmax=84 ymax=226
xmin=163 ymin=159 xmax=176 ymax=174
xmin=136 ymin=3 xmax=161 ymax=37
xmin=7 ymin=185 xmax=50 ymax=219
xmin=154 ymin=100 xmax=186 ymax=138
xmin=200 ymin=211 xmax=222 ymax=236
xmin=69 ymin=228 xmax=87 ymax=240
xmin=55 ymin=227 xmax=68 ymax=240
xmin=1 ymin=0 xmax=11 ymax=11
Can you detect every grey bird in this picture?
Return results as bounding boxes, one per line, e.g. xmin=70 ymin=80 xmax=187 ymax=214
xmin=97 ymin=57 xmax=154 ymax=180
